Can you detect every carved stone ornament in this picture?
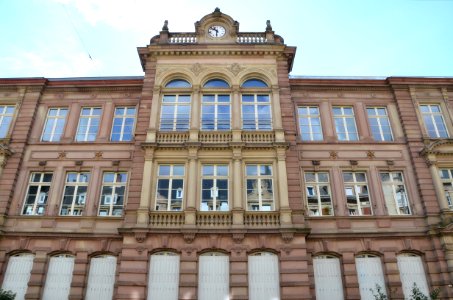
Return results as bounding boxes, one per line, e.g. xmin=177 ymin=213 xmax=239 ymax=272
xmin=190 ymin=63 xmax=204 ymax=76
xmin=136 ymin=246 xmax=146 ymax=254
xmin=367 ymin=151 xmax=375 ymax=159
xmin=183 ymin=231 xmax=196 ymax=244
xmin=280 ymin=231 xmax=294 ymax=243
xmin=135 ymin=232 xmax=147 ymax=243
xmin=58 ymin=151 xmax=66 ymax=159
xmin=329 ymin=151 xmax=338 ymax=159
xmin=232 ymin=232 xmax=245 ymax=244
xmin=227 ymin=63 xmax=244 ymax=76
xmin=95 ymin=151 xmax=103 ymax=159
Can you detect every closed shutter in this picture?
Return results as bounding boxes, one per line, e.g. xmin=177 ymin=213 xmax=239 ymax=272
xmin=248 ymin=253 xmax=280 ymax=300
xmin=1 ymin=254 xmax=34 ymax=300
xmin=397 ymin=255 xmax=429 ymax=299
xmin=86 ymin=256 xmax=117 ymax=300
xmin=356 ymin=256 xmax=387 ymax=300
xmin=42 ymin=255 xmax=74 ymax=300
xmin=147 ymin=254 xmax=179 ymax=300
xmin=198 ymin=255 xmax=229 ymax=300
xmin=313 ymin=256 xmax=344 ymax=300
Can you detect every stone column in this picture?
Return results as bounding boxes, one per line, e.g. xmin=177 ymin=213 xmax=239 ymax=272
xmin=146 ymin=86 xmax=161 ymax=142
xmin=271 ymin=86 xmax=285 ymax=142
xmin=189 ymin=85 xmax=200 ymax=142
xmin=185 ymin=146 xmax=198 ymax=226
xmin=137 ymin=147 xmax=155 ymax=225
xmin=231 ymin=85 xmax=242 ymax=142
xmin=427 ymin=155 xmax=449 ymax=210
xmin=232 ymin=147 xmax=244 ymax=226
xmin=276 ymin=147 xmax=292 ymax=226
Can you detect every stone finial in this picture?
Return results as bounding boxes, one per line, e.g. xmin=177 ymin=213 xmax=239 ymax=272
xmin=214 ymin=7 xmax=221 ymax=13
xmin=162 ymin=20 xmax=168 ymax=31
xmin=266 ymin=20 xmax=272 ymax=31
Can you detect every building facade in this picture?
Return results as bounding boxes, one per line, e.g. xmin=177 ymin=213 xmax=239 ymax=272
xmin=1 ymin=8 xmax=453 ymax=300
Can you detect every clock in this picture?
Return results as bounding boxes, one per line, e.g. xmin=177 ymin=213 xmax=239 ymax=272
xmin=208 ymin=25 xmax=226 ymax=38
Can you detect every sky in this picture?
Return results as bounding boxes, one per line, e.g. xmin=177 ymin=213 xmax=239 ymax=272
xmin=1 ymin=0 xmax=452 ymax=78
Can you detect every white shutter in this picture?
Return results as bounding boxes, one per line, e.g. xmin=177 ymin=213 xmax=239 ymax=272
xmin=42 ymin=255 xmax=75 ymax=300
xmin=397 ymin=255 xmax=430 ymax=299
xmin=85 ymin=256 xmax=117 ymax=300
xmin=356 ymin=257 xmax=387 ymax=300
xmin=147 ymin=254 xmax=180 ymax=300
xmin=198 ymin=255 xmax=229 ymax=300
xmin=1 ymin=254 xmax=34 ymax=300
xmin=313 ymin=256 xmax=344 ymax=300
xmin=248 ymin=253 xmax=280 ymax=300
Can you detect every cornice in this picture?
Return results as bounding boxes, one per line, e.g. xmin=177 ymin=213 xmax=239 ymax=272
xmin=44 ymin=86 xmax=143 ymax=93
xmin=290 ymin=85 xmax=390 ymax=92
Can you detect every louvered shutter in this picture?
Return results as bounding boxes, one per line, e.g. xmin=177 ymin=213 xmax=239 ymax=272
xmin=313 ymin=257 xmax=344 ymax=300
xmin=356 ymin=257 xmax=387 ymax=300
xmin=85 ymin=256 xmax=117 ymax=300
xmin=248 ymin=254 xmax=280 ymax=300
xmin=1 ymin=254 xmax=34 ymax=300
xmin=42 ymin=255 xmax=74 ymax=300
xmin=397 ymin=255 xmax=429 ymax=299
xmin=147 ymin=254 xmax=180 ymax=300
xmin=198 ymin=255 xmax=229 ymax=300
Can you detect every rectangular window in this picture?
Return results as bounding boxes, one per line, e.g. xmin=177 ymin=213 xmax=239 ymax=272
xmin=305 ymin=172 xmax=333 ymax=216
xmin=98 ymin=172 xmax=127 ymax=216
xmin=367 ymin=107 xmax=393 ymax=141
xmin=380 ymin=172 xmax=411 ymax=215
xmin=355 ymin=255 xmax=387 ymax=300
xmin=85 ymin=256 xmax=117 ymax=300
xmin=0 ymin=105 xmax=15 ymax=138
xmin=201 ymin=165 xmax=229 ymax=211
xmin=76 ymin=107 xmax=102 ymax=142
xmin=248 ymin=253 xmax=280 ymax=300
xmin=22 ymin=172 xmax=53 ymax=215
xmin=333 ymin=106 xmax=359 ymax=141
xmin=246 ymin=164 xmax=274 ymax=211
xmin=198 ymin=254 xmax=229 ymax=300
xmin=42 ymin=255 xmax=74 ymax=300
xmin=397 ymin=255 xmax=430 ymax=299
xmin=313 ymin=256 xmax=344 ymax=300
xmin=155 ymin=165 xmax=185 ymax=211
xmin=159 ymin=95 xmax=191 ymax=131
xmin=420 ymin=104 xmax=449 ymax=138
xmin=110 ymin=106 xmax=136 ymax=141
xmin=2 ymin=254 xmax=34 ymax=300
xmin=41 ymin=108 xmax=68 ymax=142
xmin=343 ymin=172 xmax=372 ymax=216
xmin=242 ymin=94 xmax=272 ymax=130
xmin=148 ymin=253 xmax=180 ymax=300
xmin=439 ymin=169 xmax=453 ymax=209
xmin=298 ymin=106 xmax=323 ymax=141
xmin=201 ymin=94 xmax=230 ymax=130
xmin=60 ymin=172 xmax=90 ymax=216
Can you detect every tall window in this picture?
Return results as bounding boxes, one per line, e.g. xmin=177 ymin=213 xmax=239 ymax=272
xmin=305 ymin=172 xmax=333 ymax=216
xmin=397 ymin=254 xmax=430 ymax=299
xmin=22 ymin=172 xmax=53 ymax=215
xmin=85 ymin=255 xmax=117 ymax=300
xmin=98 ymin=172 xmax=127 ymax=216
xmin=201 ymin=95 xmax=230 ymax=130
xmin=76 ymin=107 xmax=101 ymax=141
xmin=160 ymin=95 xmax=191 ymax=131
xmin=343 ymin=172 xmax=372 ymax=216
xmin=0 ymin=105 xmax=15 ymax=138
xmin=298 ymin=106 xmax=323 ymax=141
xmin=42 ymin=254 xmax=75 ymax=300
xmin=420 ymin=104 xmax=449 ymax=138
xmin=60 ymin=172 xmax=90 ymax=216
xmin=313 ymin=255 xmax=344 ymax=300
xmin=367 ymin=107 xmax=393 ymax=141
xmin=147 ymin=252 xmax=180 ymax=300
xmin=41 ymin=108 xmax=67 ymax=142
xmin=201 ymin=165 xmax=229 ymax=211
xmin=248 ymin=252 xmax=280 ymax=300
xmin=439 ymin=168 xmax=453 ymax=209
xmin=198 ymin=253 xmax=229 ymax=300
xmin=333 ymin=106 xmax=358 ymax=141
xmin=241 ymin=78 xmax=271 ymax=130
xmin=380 ymin=172 xmax=411 ymax=215
xmin=1 ymin=253 xmax=34 ymax=300
xmin=355 ymin=254 xmax=387 ymax=300
xmin=110 ymin=106 xmax=136 ymax=141
xmin=246 ymin=164 xmax=274 ymax=211
xmin=155 ymin=165 xmax=185 ymax=211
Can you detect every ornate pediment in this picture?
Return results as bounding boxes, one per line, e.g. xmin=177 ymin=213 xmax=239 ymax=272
xmin=421 ymin=139 xmax=453 ymax=157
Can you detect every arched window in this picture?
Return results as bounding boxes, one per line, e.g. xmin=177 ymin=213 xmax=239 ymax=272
xmin=85 ymin=255 xmax=117 ymax=300
xmin=397 ymin=254 xmax=429 ymax=298
xmin=148 ymin=252 xmax=180 ymax=300
xmin=165 ymin=79 xmax=191 ymax=88
xmin=313 ymin=255 xmax=344 ymax=300
xmin=241 ymin=78 xmax=272 ymax=130
xmin=42 ymin=254 xmax=75 ymax=300
xmin=2 ymin=253 xmax=34 ymax=300
xmin=198 ymin=252 xmax=229 ymax=300
xmin=201 ymin=79 xmax=231 ymax=131
xmin=355 ymin=254 xmax=387 ymax=300
xmin=248 ymin=252 xmax=280 ymax=300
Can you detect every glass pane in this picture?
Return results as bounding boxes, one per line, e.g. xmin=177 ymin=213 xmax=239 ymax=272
xmin=203 ymin=79 xmax=230 ymax=88
xmin=173 ymin=165 xmax=184 ymax=176
xmin=165 ymin=79 xmax=191 ymax=88
xmin=217 ymin=165 xmax=228 ymax=176
xmin=246 ymin=165 xmax=257 ymax=176
xmin=159 ymin=165 xmax=171 ymax=176
xmin=241 ymin=79 xmax=268 ymax=88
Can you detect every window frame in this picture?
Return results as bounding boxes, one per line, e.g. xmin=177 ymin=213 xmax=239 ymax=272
xmin=419 ymin=103 xmax=449 ymax=138
xmin=75 ymin=107 xmax=102 ymax=142
xmin=98 ymin=172 xmax=128 ymax=217
xmin=147 ymin=252 xmax=180 ymax=300
xmin=366 ymin=106 xmax=394 ymax=141
xmin=313 ymin=255 xmax=345 ymax=300
xmin=245 ymin=164 xmax=274 ymax=211
xmin=355 ymin=254 xmax=387 ymax=300
xmin=241 ymin=93 xmax=272 ymax=131
xmin=59 ymin=172 xmax=90 ymax=216
xmin=1 ymin=253 xmax=34 ymax=300
xmin=0 ymin=104 xmax=16 ymax=139
xmin=333 ymin=106 xmax=359 ymax=141
xmin=298 ymin=106 xmax=323 ymax=141
xmin=439 ymin=168 xmax=453 ymax=209
xmin=200 ymin=164 xmax=229 ymax=211
xmin=342 ymin=171 xmax=372 ymax=216
xmin=155 ymin=164 xmax=185 ymax=211
xmin=201 ymin=94 xmax=231 ymax=131
xmin=159 ymin=94 xmax=191 ymax=131
xmin=85 ymin=255 xmax=117 ymax=300
xmin=304 ymin=171 xmax=333 ymax=216
xmin=42 ymin=254 xmax=75 ymax=300
xmin=110 ymin=106 xmax=136 ymax=141
xmin=41 ymin=107 xmax=68 ymax=142
xmin=379 ymin=171 xmax=411 ymax=215
xmin=198 ymin=252 xmax=229 ymax=300
xmin=248 ymin=252 xmax=280 ymax=300
xmin=22 ymin=172 xmax=53 ymax=216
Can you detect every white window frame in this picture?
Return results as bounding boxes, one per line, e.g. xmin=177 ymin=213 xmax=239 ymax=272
xmin=305 ymin=172 xmax=333 ymax=216
xmin=248 ymin=252 xmax=280 ymax=300
xmin=60 ymin=172 xmax=90 ymax=216
xmin=148 ymin=252 xmax=180 ymax=300
xmin=0 ymin=105 xmax=15 ymax=139
xmin=155 ymin=165 xmax=185 ymax=211
xmin=75 ymin=107 xmax=102 ymax=142
xmin=439 ymin=168 xmax=453 ymax=209
xmin=1 ymin=253 xmax=34 ymax=300
xmin=313 ymin=255 xmax=344 ymax=300
xmin=110 ymin=106 xmax=136 ymax=141
xmin=355 ymin=254 xmax=387 ymax=300
xmin=380 ymin=171 xmax=411 ymax=215
xmin=245 ymin=164 xmax=274 ymax=211
xmin=298 ymin=106 xmax=323 ymax=141
xmin=241 ymin=94 xmax=272 ymax=130
xmin=41 ymin=108 xmax=68 ymax=142
xmin=420 ymin=104 xmax=449 ymax=138
xmin=201 ymin=164 xmax=229 ymax=211
xmin=42 ymin=254 xmax=75 ymax=300
xmin=22 ymin=172 xmax=53 ymax=216
xmin=85 ymin=255 xmax=117 ymax=300
xmin=198 ymin=253 xmax=230 ymax=300
xmin=397 ymin=254 xmax=430 ymax=299
xmin=98 ymin=172 xmax=128 ymax=216
xmin=367 ymin=107 xmax=393 ymax=141
xmin=343 ymin=172 xmax=372 ymax=216
xmin=333 ymin=106 xmax=359 ymax=141
xmin=201 ymin=94 xmax=231 ymax=130
xmin=159 ymin=94 xmax=191 ymax=131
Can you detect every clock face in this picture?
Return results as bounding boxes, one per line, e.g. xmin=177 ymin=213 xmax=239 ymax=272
xmin=208 ymin=25 xmax=226 ymax=38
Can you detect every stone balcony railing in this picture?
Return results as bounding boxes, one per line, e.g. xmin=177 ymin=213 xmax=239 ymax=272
xmin=244 ymin=211 xmax=280 ymax=227
xmin=168 ymin=33 xmax=197 ymax=44
xmin=156 ymin=132 xmax=190 ymax=143
xmin=149 ymin=211 xmax=185 ymax=228
xmin=154 ymin=131 xmax=276 ymax=145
